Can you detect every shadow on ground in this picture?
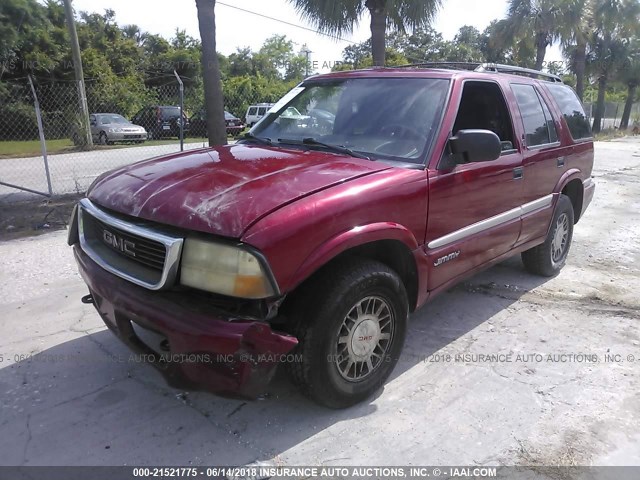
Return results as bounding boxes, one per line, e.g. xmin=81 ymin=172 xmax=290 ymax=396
xmin=0 ymin=256 xmax=549 ymax=466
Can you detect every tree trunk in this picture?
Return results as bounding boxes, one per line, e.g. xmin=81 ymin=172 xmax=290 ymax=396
xmin=592 ymin=75 xmax=607 ymax=133
xmin=574 ymin=42 xmax=587 ymax=102
xmin=534 ymin=33 xmax=547 ymax=71
xmin=620 ymin=83 xmax=637 ymax=130
xmin=196 ymin=0 xmax=227 ymax=146
xmin=366 ymin=0 xmax=386 ymax=67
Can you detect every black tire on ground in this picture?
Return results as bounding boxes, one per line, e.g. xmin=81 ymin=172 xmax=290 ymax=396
xmin=99 ymin=132 xmax=109 ymax=146
xmin=287 ymin=258 xmax=409 ymax=408
xmin=147 ymin=129 xmax=156 ymax=140
xmin=522 ymin=194 xmax=574 ymax=277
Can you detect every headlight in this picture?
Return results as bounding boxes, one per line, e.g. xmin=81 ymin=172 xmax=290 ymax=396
xmin=180 ymin=238 xmax=276 ymax=299
xmin=109 ymin=128 xmax=123 ymax=133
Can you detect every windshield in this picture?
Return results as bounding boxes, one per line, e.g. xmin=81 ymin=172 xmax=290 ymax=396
xmin=99 ymin=114 xmax=129 ymax=125
xmin=252 ymin=77 xmax=450 ymax=163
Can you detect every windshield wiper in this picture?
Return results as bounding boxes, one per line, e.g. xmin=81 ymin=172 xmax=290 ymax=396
xmin=241 ymin=133 xmax=273 ymax=146
xmin=277 ymin=137 xmax=371 ymax=161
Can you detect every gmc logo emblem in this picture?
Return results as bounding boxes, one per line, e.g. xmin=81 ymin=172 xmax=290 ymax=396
xmin=358 ymin=335 xmax=374 ymax=342
xmin=103 ymin=229 xmax=136 ymax=257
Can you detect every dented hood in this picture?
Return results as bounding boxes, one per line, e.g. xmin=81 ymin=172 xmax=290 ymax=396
xmin=88 ymin=143 xmax=389 ymax=238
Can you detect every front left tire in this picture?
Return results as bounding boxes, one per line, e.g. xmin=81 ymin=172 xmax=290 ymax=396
xmin=287 ymin=258 xmax=408 ymax=408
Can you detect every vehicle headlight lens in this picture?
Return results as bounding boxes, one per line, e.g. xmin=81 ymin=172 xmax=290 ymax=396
xmin=180 ymin=238 xmax=276 ymax=299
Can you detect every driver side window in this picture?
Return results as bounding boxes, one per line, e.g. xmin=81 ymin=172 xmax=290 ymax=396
xmin=453 ymin=81 xmax=516 ymax=154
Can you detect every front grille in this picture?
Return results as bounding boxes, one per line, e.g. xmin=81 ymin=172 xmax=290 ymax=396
xmin=83 ymin=214 xmax=167 ymax=271
xmin=78 ymin=199 xmax=184 ymax=290
xmin=124 ymin=134 xmax=143 ymax=139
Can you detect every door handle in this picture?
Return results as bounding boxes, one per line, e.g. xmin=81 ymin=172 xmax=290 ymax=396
xmin=557 ymin=156 xmax=565 ymax=167
xmin=513 ymin=167 xmax=524 ymax=180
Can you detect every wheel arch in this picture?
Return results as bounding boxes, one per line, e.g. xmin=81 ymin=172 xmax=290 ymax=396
xmin=286 ymin=224 xmax=422 ymax=312
xmin=555 ymin=170 xmax=584 ymax=224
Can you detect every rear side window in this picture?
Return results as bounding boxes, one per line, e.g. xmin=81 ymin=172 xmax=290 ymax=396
xmin=258 ymin=107 xmax=267 ymax=116
xmin=512 ymin=84 xmax=555 ymax=147
xmin=537 ymin=90 xmax=558 ymax=143
xmin=248 ymin=107 xmax=257 ymax=116
xmin=546 ymin=84 xmax=592 ymax=140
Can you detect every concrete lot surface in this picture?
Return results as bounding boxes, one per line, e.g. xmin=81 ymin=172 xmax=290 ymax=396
xmin=0 ymin=139 xmax=639 ymax=471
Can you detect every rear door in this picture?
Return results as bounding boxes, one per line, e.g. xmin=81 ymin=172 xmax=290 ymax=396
xmin=426 ymin=79 xmax=524 ymax=291
xmin=510 ymin=82 xmax=564 ymax=245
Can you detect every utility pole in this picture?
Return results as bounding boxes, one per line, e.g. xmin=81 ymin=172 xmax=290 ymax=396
xmin=301 ymin=45 xmax=312 ymax=77
xmin=63 ymin=0 xmax=92 ymax=148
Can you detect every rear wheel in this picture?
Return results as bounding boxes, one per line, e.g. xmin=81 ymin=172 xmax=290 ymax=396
xmin=287 ymin=258 xmax=408 ymax=408
xmin=522 ymin=194 xmax=574 ymax=277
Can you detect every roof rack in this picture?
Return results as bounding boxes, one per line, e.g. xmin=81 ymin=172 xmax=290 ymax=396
xmin=395 ymin=61 xmax=563 ymax=83
xmin=475 ymin=63 xmax=563 ymax=83
xmin=395 ymin=61 xmax=481 ymax=71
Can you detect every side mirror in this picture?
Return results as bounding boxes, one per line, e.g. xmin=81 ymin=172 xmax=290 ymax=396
xmin=439 ymin=129 xmax=502 ymax=170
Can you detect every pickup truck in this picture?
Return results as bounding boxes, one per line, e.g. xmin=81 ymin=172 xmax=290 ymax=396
xmin=68 ymin=64 xmax=595 ymax=408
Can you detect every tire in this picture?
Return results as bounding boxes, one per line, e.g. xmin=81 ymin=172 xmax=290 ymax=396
xmin=147 ymin=129 xmax=156 ymax=140
xmin=99 ymin=132 xmax=109 ymax=146
xmin=522 ymin=194 xmax=574 ymax=277
xmin=287 ymin=258 xmax=409 ymax=408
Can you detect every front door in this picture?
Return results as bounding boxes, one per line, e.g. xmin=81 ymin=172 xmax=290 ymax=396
xmin=426 ymin=79 xmax=524 ymax=291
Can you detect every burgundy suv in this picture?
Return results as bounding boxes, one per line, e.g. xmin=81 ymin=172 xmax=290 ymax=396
xmin=68 ymin=64 xmax=595 ymax=408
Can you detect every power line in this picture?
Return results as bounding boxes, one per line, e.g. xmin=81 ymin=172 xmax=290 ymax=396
xmin=216 ymin=2 xmax=357 ymax=45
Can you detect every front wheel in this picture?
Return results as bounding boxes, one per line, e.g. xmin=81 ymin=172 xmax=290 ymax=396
xmin=522 ymin=194 xmax=574 ymax=277
xmin=287 ymin=258 xmax=408 ymax=408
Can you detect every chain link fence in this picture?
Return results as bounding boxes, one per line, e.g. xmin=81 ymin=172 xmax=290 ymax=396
xmin=0 ymin=77 xmax=271 ymax=200
xmin=3 ymin=76 xmax=639 ymax=201
xmin=583 ymin=101 xmax=640 ymax=131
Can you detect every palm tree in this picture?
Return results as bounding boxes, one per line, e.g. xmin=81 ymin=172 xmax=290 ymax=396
xmin=618 ymin=39 xmax=640 ymax=130
xmin=504 ymin=0 xmax=564 ymax=71
xmin=195 ymin=0 xmax=227 ymax=146
xmin=288 ymin=0 xmax=442 ymax=67
xmin=122 ymin=24 xmax=148 ymax=46
xmin=558 ymin=0 xmax=594 ymax=101
xmin=589 ymin=0 xmax=640 ymax=133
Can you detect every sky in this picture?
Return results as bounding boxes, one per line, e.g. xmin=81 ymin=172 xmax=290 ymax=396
xmin=71 ymin=0 xmax=563 ymax=72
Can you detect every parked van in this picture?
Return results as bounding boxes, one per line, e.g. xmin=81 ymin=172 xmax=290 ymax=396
xmin=245 ymin=103 xmax=274 ymax=127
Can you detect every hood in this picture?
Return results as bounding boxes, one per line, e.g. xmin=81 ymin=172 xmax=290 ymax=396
xmin=88 ymin=143 xmax=390 ymax=238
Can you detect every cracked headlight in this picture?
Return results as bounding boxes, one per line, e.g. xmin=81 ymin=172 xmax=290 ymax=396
xmin=180 ymin=238 xmax=276 ymax=299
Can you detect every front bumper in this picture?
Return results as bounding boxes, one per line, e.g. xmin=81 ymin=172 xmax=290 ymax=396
xmin=108 ymin=131 xmax=148 ymax=142
xmin=73 ymin=245 xmax=298 ymax=398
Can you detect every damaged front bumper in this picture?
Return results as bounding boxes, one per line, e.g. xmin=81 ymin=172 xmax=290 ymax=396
xmin=73 ymin=245 xmax=298 ymax=398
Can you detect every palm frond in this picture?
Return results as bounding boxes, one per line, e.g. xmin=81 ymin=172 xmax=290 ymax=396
xmin=288 ymin=0 xmax=364 ymax=36
xmin=386 ymin=0 xmax=443 ymax=32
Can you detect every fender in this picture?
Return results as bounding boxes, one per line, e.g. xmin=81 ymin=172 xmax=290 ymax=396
xmin=288 ymin=222 xmax=422 ymax=293
xmin=554 ymin=168 xmax=583 ymax=194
